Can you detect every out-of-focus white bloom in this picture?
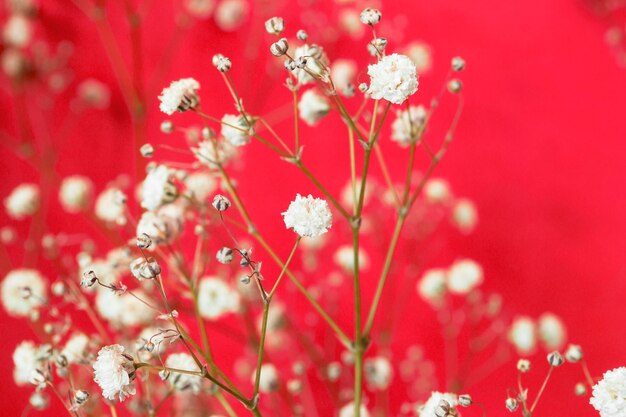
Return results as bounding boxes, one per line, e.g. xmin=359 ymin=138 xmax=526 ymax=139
xmin=59 ymin=176 xmax=93 ymax=213
xmin=423 ymin=178 xmax=452 ymax=204
xmin=95 ymin=288 xmax=154 ymax=328
xmin=367 ymin=54 xmax=418 ymax=104
xmin=254 ymin=364 xmax=279 ymax=393
xmin=331 ymin=59 xmax=357 ymax=92
xmin=197 ymin=277 xmax=240 ymax=320
xmin=13 ymin=341 xmax=40 ymax=386
xmin=359 ymin=8 xmax=381 ymax=25
xmin=451 ymin=198 xmax=478 ymax=234
xmin=141 ymin=165 xmax=177 ymax=211
xmin=282 ymin=194 xmax=332 ymax=238
xmin=565 ymin=344 xmax=583 ymax=363
xmin=185 ymin=171 xmax=217 ymax=202
xmin=509 ymin=316 xmax=537 ymax=355
xmin=538 ymin=312 xmax=567 ymax=350
xmin=447 ymin=259 xmax=483 ymax=295
xmin=165 ymin=353 xmax=203 ymax=393
xmin=292 ymin=44 xmax=330 ymax=84
xmin=404 ymin=41 xmax=433 ymax=75
xmin=298 ymin=89 xmax=330 ymax=126
xmin=364 ymin=356 xmax=393 ymax=390
xmin=184 ymin=0 xmax=215 ymax=18
xmin=339 ymin=402 xmax=371 ymax=417
xmin=214 ymin=0 xmax=248 ymax=32
xmin=95 ymin=187 xmax=126 ymax=225
xmin=93 ymin=344 xmax=136 ymax=402
xmin=590 ymin=367 xmax=626 ymax=417
xmin=418 ymin=391 xmax=458 ymax=417
xmin=193 ymin=139 xmax=237 ymax=168
xmin=221 ymin=114 xmax=253 ymax=146
xmin=1 ymin=269 xmax=46 ymax=317
xmin=333 ymin=245 xmax=369 ymax=272
xmin=62 ymin=333 xmax=89 ymax=364
xmin=136 ymin=205 xmax=184 ymax=247
xmin=5 ymin=183 xmax=39 ymax=219
xmin=417 ymin=268 xmax=447 ymax=306
xmin=77 ymin=79 xmax=111 ymax=109
xmin=3 ymin=14 xmax=32 ymax=47
xmin=391 ymin=105 xmax=427 ymax=146
xmin=158 ymin=78 xmax=200 ymax=115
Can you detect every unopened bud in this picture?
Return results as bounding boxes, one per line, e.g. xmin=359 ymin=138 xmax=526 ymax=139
xmin=360 ymin=8 xmax=381 ymax=25
xmin=296 ymin=29 xmax=308 ymax=41
xmin=505 ymin=398 xmax=518 ymax=412
xmin=547 ymin=351 xmax=564 ymax=367
xmin=270 ymin=38 xmax=289 ymax=57
xmin=140 ymin=143 xmax=154 ymax=158
xmin=447 ymin=79 xmax=463 ymax=94
xmin=574 ymin=382 xmax=587 ymax=396
xmin=359 ymin=83 xmax=368 ymax=93
xmin=136 ymin=233 xmax=152 ymax=249
xmin=451 ymin=56 xmax=465 ymax=71
xmin=434 ymin=400 xmax=451 ymax=417
xmin=212 ymin=194 xmax=231 ymax=211
xmin=265 ymin=17 xmax=284 ymax=35
xmin=216 ymin=247 xmax=233 ymax=264
xmin=212 ymin=54 xmax=232 ymax=72
xmin=517 ymin=359 xmax=531 ymax=373
xmin=81 ymin=270 xmax=97 ymax=288
xmin=160 ymin=120 xmax=174 ymax=133
xmin=565 ymin=344 xmax=583 ymax=363
xmin=458 ymin=394 xmax=472 ymax=407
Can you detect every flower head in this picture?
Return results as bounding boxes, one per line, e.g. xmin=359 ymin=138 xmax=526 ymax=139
xmin=447 ymin=258 xmax=483 ymax=295
xmin=221 ymin=114 xmax=253 ymax=147
xmin=391 ymin=105 xmax=427 ymax=146
xmin=158 ymin=78 xmax=200 ymax=115
xmin=197 ymin=277 xmax=240 ymax=319
xmin=164 ymin=353 xmax=203 ymax=393
xmin=298 ymin=89 xmax=330 ymax=126
xmin=141 ymin=165 xmax=178 ymax=211
xmin=2 ymin=268 xmax=46 ymax=317
xmin=93 ymin=345 xmax=136 ymax=402
xmin=590 ymin=367 xmax=626 ymax=417
xmin=367 ymin=53 xmax=418 ymax=104
xmin=418 ymin=392 xmax=458 ymax=417
xmin=13 ymin=341 xmax=41 ymax=385
xmin=5 ymin=183 xmax=39 ymax=219
xmin=59 ymin=176 xmax=93 ymax=213
xmin=282 ymin=194 xmax=332 ymax=238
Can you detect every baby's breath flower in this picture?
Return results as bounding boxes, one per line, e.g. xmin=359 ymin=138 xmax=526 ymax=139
xmin=4 ymin=183 xmax=39 ymax=219
xmin=221 ymin=114 xmax=253 ymax=146
xmin=364 ymin=356 xmax=393 ymax=390
xmin=59 ymin=176 xmax=93 ymax=213
xmin=296 ymin=29 xmax=308 ymax=41
xmin=298 ymin=89 xmax=330 ymax=126
xmin=2 ymin=269 xmax=46 ymax=317
xmin=417 ymin=268 xmax=447 ymax=306
xmin=424 ymin=178 xmax=452 ymax=204
xmin=359 ymin=8 xmax=381 ymax=26
xmin=265 ymin=17 xmax=284 ymax=35
xmin=30 ymin=392 xmax=49 ymax=410
xmin=193 ymin=139 xmax=237 ymax=168
xmin=451 ymin=198 xmax=478 ymax=234
xmin=136 ymin=206 xmax=183 ymax=246
xmin=547 ymin=351 xmax=564 ymax=367
xmin=538 ymin=312 xmax=567 ymax=350
xmin=93 ymin=344 xmax=136 ymax=402
xmin=130 ymin=257 xmax=161 ymax=280
xmin=254 ymin=364 xmax=279 ymax=393
xmin=451 ymin=56 xmax=466 ymax=71
xmin=331 ymin=59 xmax=357 ymax=92
xmin=447 ymin=258 xmax=483 ymax=295
xmin=95 ymin=187 xmax=127 ymax=225
xmin=505 ymin=397 xmax=519 ymax=412
xmin=141 ymin=165 xmax=178 ymax=211
xmin=158 ymin=78 xmax=200 ymax=115
xmin=367 ymin=54 xmax=418 ymax=104
xmin=517 ymin=359 xmax=531 ymax=373
xmin=458 ymin=394 xmax=472 ymax=407
xmin=76 ymin=79 xmax=111 ymax=109
xmin=270 ymin=38 xmax=289 ymax=57
xmin=197 ymin=277 xmax=240 ymax=319
xmin=447 ymin=79 xmax=463 ymax=94
xmin=565 ymin=344 xmax=583 ymax=363
xmin=404 ymin=41 xmax=433 ymax=74
xmin=184 ymin=0 xmax=214 ymax=18
xmin=212 ymin=194 xmax=231 ymax=211
xmin=419 ymin=392 xmax=457 ymax=417
xmin=282 ymin=194 xmax=332 ymax=238
xmin=391 ymin=105 xmax=427 ymax=146
xmin=216 ymin=247 xmax=233 ymax=264
xmin=509 ymin=316 xmax=537 ymax=355
xmin=212 ymin=53 xmax=232 ymax=72
xmin=140 ymin=143 xmax=154 ymax=158
xmin=165 ymin=353 xmax=203 ymax=393
xmin=185 ymin=171 xmax=217 ymax=202
xmin=333 ymin=245 xmax=369 ymax=273
xmin=13 ymin=341 xmax=41 ymax=386
xmin=339 ymin=402 xmax=371 ymax=417
xmin=160 ymin=120 xmax=174 ymax=133
xmin=62 ymin=333 xmax=89 ymax=364
xmin=590 ymin=367 xmax=626 ymax=417
xmin=292 ymin=44 xmax=330 ymax=84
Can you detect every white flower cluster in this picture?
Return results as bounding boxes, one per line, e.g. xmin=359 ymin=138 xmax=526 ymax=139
xmin=418 ymin=391 xmax=458 ymax=417
xmin=93 ymin=344 xmax=136 ymax=401
xmin=367 ymin=54 xmax=418 ymax=104
xmin=4 ymin=183 xmax=39 ymax=219
xmin=158 ymin=78 xmax=200 ymax=115
xmin=282 ymin=194 xmax=332 ymax=238
xmin=141 ymin=165 xmax=178 ymax=211
xmin=391 ymin=105 xmax=427 ymax=146
xmin=417 ymin=259 xmax=483 ymax=306
xmin=197 ymin=277 xmax=240 ymax=319
xmin=508 ymin=313 xmax=567 ymax=355
xmin=1 ymin=268 xmax=47 ymax=317
xmin=590 ymin=367 xmax=626 ymax=417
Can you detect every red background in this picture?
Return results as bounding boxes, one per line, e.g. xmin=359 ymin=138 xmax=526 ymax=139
xmin=1 ymin=0 xmax=626 ymax=416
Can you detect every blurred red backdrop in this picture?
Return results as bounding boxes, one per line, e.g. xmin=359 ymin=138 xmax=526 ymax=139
xmin=1 ymin=0 xmax=625 ymax=416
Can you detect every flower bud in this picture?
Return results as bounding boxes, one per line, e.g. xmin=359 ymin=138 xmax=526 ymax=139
xmin=216 ymin=247 xmax=234 ymax=264
xmin=160 ymin=120 xmax=174 ymax=133
xmin=505 ymin=398 xmax=518 ymax=412
xmin=81 ymin=270 xmax=98 ymax=288
xmin=517 ymin=359 xmax=531 ymax=373
xmin=564 ymin=344 xmax=583 ymax=363
xmin=451 ymin=56 xmax=465 ymax=71
xmin=270 ymin=38 xmax=289 ymax=57
xmin=212 ymin=194 xmax=231 ymax=211
xmin=360 ymin=8 xmax=381 ymax=25
xmin=434 ymin=400 xmax=451 ymax=417
xmin=130 ymin=257 xmax=161 ymax=280
xmin=359 ymin=83 xmax=368 ymax=92
xmin=547 ymin=351 xmax=564 ymax=367
xmin=212 ymin=54 xmax=232 ymax=72
xmin=140 ymin=143 xmax=154 ymax=158
xmin=447 ymin=79 xmax=463 ymax=94
xmin=574 ymin=382 xmax=587 ymax=396
xmin=458 ymin=394 xmax=472 ymax=407
xmin=265 ymin=17 xmax=284 ymax=35
xmin=296 ymin=29 xmax=308 ymax=41
xmin=136 ymin=233 xmax=152 ymax=249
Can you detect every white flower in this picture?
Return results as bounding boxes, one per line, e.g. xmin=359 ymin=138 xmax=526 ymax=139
xmin=93 ymin=344 xmax=136 ymax=402
xmin=165 ymin=353 xmax=203 ymax=393
xmin=95 ymin=187 xmax=127 ymax=224
xmin=254 ymin=364 xmax=279 ymax=393
xmin=447 ymin=259 xmax=483 ymax=294
xmin=77 ymin=79 xmax=111 ymax=109
xmin=158 ymin=78 xmax=200 ymax=115
xmin=424 ymin=178 xmax=452 ymax=204
xmin=214 ymin=0 xmax=248 ymax=32
xmin=184 ymin=0 xmax=215 ymax=18
xmin=417 ymin=268 xmax=447 ymax=306
xmin=404 ymin=41 xmax=433 ymax=74
xmin=590 ymin=367 xmax=626 ymax=417
xmin=339 ymin=402 xmax=371 ymax=417
xmin=193 ymin=139 xmax=238 ymax=168
xmin=3 ymin=14 xmax=32 ymax=47
xmin=95 ymin=288 xmax=154 ymax=328
xmin=59 ymin=176 xmax=93 ymax=213
xmin=5 ymin=183 xmax=39 ymax=219
xmin=62 ymin=333 xmax=90 ymax=364
xmin=451 ymin=199 xmax=478 ymax=234
xmin=221 ymin=114 xmax=253 ymax=146
xmin=538 ymin=312 xmax=567 ymax=350
xmin=185 ymin=171 xmax=217 ymax=202
xmin=292 ymin=44 xmax=330 ymax=84
xmin=331 ymin=59 xmax=357 ymax=92
xmin=136 ymin=205 xmax=184 ymax=247
xmin=340 ymin=177 xmax=375 ymax=210
xmin=418 ymin=391 xmax=458 ymax=417
xmin=509 ymin=316 xmax=537 ymax=355
xmin=391 ymin=105 xmax=427 ymax=146
xmin=141 ymin=165 xmax=178 ymax=211
xmin=298 ymin=89 xmax=330 ymax=126
xmin=367 ymin=54 xmax=418 ymax=104
xmin=333 ymin=245 xmax=370 ymax=273
xmin=13 ymin=341 xmax=40 ymax=385
xmin=364 ymin=356 xmax=393 ymax=390
xmin=282 ymin=194 xmax=332 ymax=238
xmin=1 ymin=269 xmax=46 ymax=317
xmin=197 ymin=277 xmax=240 ymax=320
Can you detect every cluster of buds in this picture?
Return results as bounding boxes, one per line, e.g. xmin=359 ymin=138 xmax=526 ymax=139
xmin=130 ymin=257 xmax=161 ymax=280
xmin=212 ymin=54 xmax=232 ymax=73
